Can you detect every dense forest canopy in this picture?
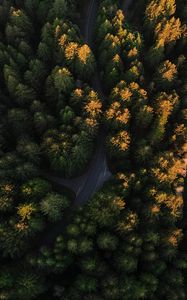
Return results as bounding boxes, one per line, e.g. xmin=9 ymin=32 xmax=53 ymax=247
xmin=0 ymin=0 xmax=186 ymax=299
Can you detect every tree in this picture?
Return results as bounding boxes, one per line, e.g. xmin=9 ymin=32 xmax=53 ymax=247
xmin=59 ymin=106 xmax=75 ymax=125
xmin=115 ymin=254 xmax=138 ymax=272
xmin=132 ymin=140 xmax=153 ymax=166
xmin=15 ymin=162 xmax=38 ymax=181
xmin=10 ymin=8 xmax=33 ymax=36
xmin=34 ymin=112 xmax=55 ymax=135
xmin=7 ymin=108 xmax=31 ymax=137
xmin=154 ymin=60 xmax=178 ymax=89
xmin=147 ymin=45 xmax=165 ymax=66
xmin=14 ymin=273 xmax=45 ymax=299
xmin=20 ymin=178 xmax=51 ymax=200
xmin=78 ymin=238 xmax=93 ymax=254
xmin=101 ymin=275 xmax=120 ymax=299
xmin=145 ymin=0 xmax=176 ymax=30
xmin=15 ymin=84 xmax=36 ymax=106
xmin=106 ymin=101 xmax=130 ymax=129
xmin=108 ymin=130 xmax=131 ymax=155
xmin=149 ymin=92 xmax=179 ymax=144
xmin=87 ymin=189 xmax=125 ymax=227
xmin=155 ymin=17 xmax=184 ymax=47
xmin=52 ymin=67 xmax=74 ymax=94
xmin=41 ymin=193 xmax=69 ymax=222
xmin=75 ymin=44 xmax=96 ymax=79
xmin=97 ymin=232 xmax=118 ymax=250
xmin=24 ymin=59 xmax=47 ymax=91
xmin=84 ymin=90 xmax=102 ymax=124
xmin=0 ymin=224 xmax=29 ymax=257
xmin=4 ymin=64 xmax=19 ymax=96
xmin=16 ymin=139 xmax=40 ymax=164
xmin=135 ymin=105 xmax=153 ymax=128
xmin=80 ymin=257 xmax=97 ymax=273
xmin=16 ymin=203 xmax=39 ymax=236
xmin=75 ymin=275 xmax=98 ymax=294
xmin=0 ymin=195 xmax=13 ymax=212
xmin=50 ymin=0 xmax=68 ymax=19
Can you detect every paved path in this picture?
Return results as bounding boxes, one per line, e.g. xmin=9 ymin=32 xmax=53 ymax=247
xmin=42 ymin=0 xmax=111 ymax=208
xmin=121 ymin=0 xmax=133 ymax=13
xmin=39 ymin=0 xmax=113 ymax=246
xmin=42 ymin=0 xmax=135 ymax=206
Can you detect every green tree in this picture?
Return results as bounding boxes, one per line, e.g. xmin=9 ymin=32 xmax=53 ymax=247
xmin=97 ymin=232 xmax=118 ymax=251
xmin=20 ymin=178 xmax=51 ymax=200
xmin=52 ymin=67 xmax=74 ymax=94
xmin=41 ymin=193 xmax=69 ymax=222
xmin=8 ymin=108 xmax=31 ymax=137
xmin=16 ymin=139 xmax=40 ymax=164
xmin=15 ymin=273 xmax=45 ymax=299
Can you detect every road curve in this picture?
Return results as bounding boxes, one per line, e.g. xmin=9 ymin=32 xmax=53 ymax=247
xmin=36 ymin=0 xmax=138 ymax=247
xmin=42 ymin=0 xmax=134 ymax=206
xmin=42 ymin=0 xmax=111 ymax=208
xmin=38 ymin=0 xmax=112 ymax=246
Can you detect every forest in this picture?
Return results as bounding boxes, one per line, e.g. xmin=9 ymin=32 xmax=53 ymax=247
xmin=0 ymin=0 xmax=187 ymax=299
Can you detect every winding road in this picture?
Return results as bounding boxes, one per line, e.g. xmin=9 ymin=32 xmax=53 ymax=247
xmin=43 ymin=0 xmax=133 ymax=206
xmin=41 ymin=0 xmax=111 ymax=208
xmin=42 ymin=131 xmax=111 ymax=208
xmin=39 ymin=0 xmax=109 ymax=246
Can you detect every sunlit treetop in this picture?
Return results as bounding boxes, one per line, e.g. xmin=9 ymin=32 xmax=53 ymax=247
xmin=84 ymin=91 xmax=102 ymax=119
xmin=85 ymin=117 xmax=98 ymax=128
xmin=73 ymin=88 xmax=83 ymax=98
xmin=155 ymin=17 xmax=184 ymax=47
xmin=16 ymin=203 xmax=37 ymax=232
xmin=53 ymin=67 xmax=74 ymax=93
xmin=127 ymin=47 xmax=139 ymax=59
xmin=58 ymin=34 xmax=68 ymax=47
xmin=106 ymin=102 xmax=130 ymax=125
xmin=154 ymin=91 xmax=179 ymax=111
xmin=11 ymin=9 xmax=22 ymax=17
xmin=113 ymin=54 xmax=121 ymax=63
xmin=9 ymin=7 xmax=32 ymax=34
xmin=151 ymin=151 xmax=183 ymax=183
xmin=85 ymin=99 xmax=102 ymax=117
xmin=119 ymin=87 xmax=132 ymax=102
xmin=113 ymin=9 xmax=125 ymax=30
xmin=156 ymin=60 xmax=177 ymax=82
xmin=65 ymin=42 xmax=78 ymax=60
xmin=110 ymin=130 xmax=131 ymax=152
xmin=166 ymin=229 xmax=182 ymax=247
xmin=0 ymin=182 xmax=15 ymax=196
xmin=77 ymin=44 xmax=92 ymax=64
xmin=145 ymin=0 xmax=176 ymax=26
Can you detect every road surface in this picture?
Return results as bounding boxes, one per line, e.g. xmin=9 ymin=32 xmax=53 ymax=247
xmin=42 ymin=0 xmax=111 ymax=208
xmin=42 ymin=131 xmax=111 ymax=208
xmin=45 ymin=0 xmax=135 ymax=203
xmin=39 ymin=0 xmax=113 ymax=246
xmin=121 ymin=0 xmax=133 ymax=13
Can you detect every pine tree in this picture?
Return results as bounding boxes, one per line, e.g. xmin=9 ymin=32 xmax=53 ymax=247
xmin=41 ymin=193 xmax=69 ymax=222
